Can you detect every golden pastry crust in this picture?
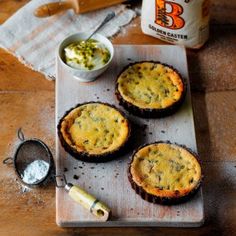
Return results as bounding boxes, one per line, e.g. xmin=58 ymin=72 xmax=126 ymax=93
xmin=116 ymin=62 xmax=186 ymax=118
xmin=58 ymin=102 xmax=130 ymax=162
xmin=128 ymin=142 xmax=202 ymax=204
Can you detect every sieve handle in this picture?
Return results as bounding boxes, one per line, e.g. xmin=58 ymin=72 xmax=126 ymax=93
xmin=2 ymin=157 xmax=14 ymax=165
xmin=66 ymin=184 xmax=111 ymax=221
xmin=17 ymin=128 xmax=25 ymax=141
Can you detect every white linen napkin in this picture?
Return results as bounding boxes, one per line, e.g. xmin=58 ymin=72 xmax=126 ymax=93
xmin=0 ymin=0 xmax=136 ymax=80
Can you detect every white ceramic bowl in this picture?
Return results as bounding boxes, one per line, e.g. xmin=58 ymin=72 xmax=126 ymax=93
xmin=58 ymin=32 xmax=114 ymax=82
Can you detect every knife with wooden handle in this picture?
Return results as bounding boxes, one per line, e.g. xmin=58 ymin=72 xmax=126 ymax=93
xmin=55 ymin=174 xmax=111 ymax=221
xmin=65 ymin=183 xmax=111 ymax=221
xmin=34 ymin=0 xmax=127 ymax=18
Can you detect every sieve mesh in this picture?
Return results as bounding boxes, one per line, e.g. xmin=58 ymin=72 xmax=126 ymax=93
xmin=15 ymin=139 xmax=52 ymax=185
xmin=3 ymin=129 xmax=54 ymax=187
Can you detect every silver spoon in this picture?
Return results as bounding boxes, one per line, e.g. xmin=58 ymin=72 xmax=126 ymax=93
xmin=85 ymin=11 xmax=115 ymax=42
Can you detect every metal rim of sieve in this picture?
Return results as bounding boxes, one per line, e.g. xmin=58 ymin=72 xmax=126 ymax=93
xmin=3 ymin=129 xmax=54 ymax=187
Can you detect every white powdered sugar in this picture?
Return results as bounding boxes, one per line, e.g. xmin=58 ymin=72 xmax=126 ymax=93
xmin=21 ymin=160 xmax=49 ymax=184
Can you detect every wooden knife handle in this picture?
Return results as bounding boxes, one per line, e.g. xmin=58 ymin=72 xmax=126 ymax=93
xmin=34 ymin=2 xmax=73 ymax=18
xmin=68 ymin=185 xmax=111 ymax=221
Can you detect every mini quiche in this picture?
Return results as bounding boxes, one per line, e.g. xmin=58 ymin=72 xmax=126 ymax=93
xmin=58 ymin=102 xmax=130 ymax=162
xmin=116 ymin=62 xmax=186 ymax=118
xmin=128 ymin=142 xmax=202 ymax=204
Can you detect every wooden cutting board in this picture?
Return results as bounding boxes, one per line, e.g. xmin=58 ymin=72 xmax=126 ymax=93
xmin=55 ymin=45 xmax=204 ymax=227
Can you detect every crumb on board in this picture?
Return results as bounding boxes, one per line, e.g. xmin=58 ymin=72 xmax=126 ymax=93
xmin=73 ymin=175 xmax=79 ymax=180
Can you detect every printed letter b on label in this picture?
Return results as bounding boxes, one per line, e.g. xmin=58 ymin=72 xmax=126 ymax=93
xmin=155 ymin=0 xmax=185 ymax=30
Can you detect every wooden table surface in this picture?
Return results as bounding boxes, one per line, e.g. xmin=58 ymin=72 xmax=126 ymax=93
xmin=0 ymin=1 xmax=235 ymax=235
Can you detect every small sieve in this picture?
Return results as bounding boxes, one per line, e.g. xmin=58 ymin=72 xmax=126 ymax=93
xmin=3 ymin=128 xmax=111 ymax=220
xmin=3 ymin=128 xmax=54 ymax=187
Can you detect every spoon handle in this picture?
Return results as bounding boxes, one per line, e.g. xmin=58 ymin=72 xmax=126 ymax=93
xmin=87 ymin=12 xmax=116 ymax=40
